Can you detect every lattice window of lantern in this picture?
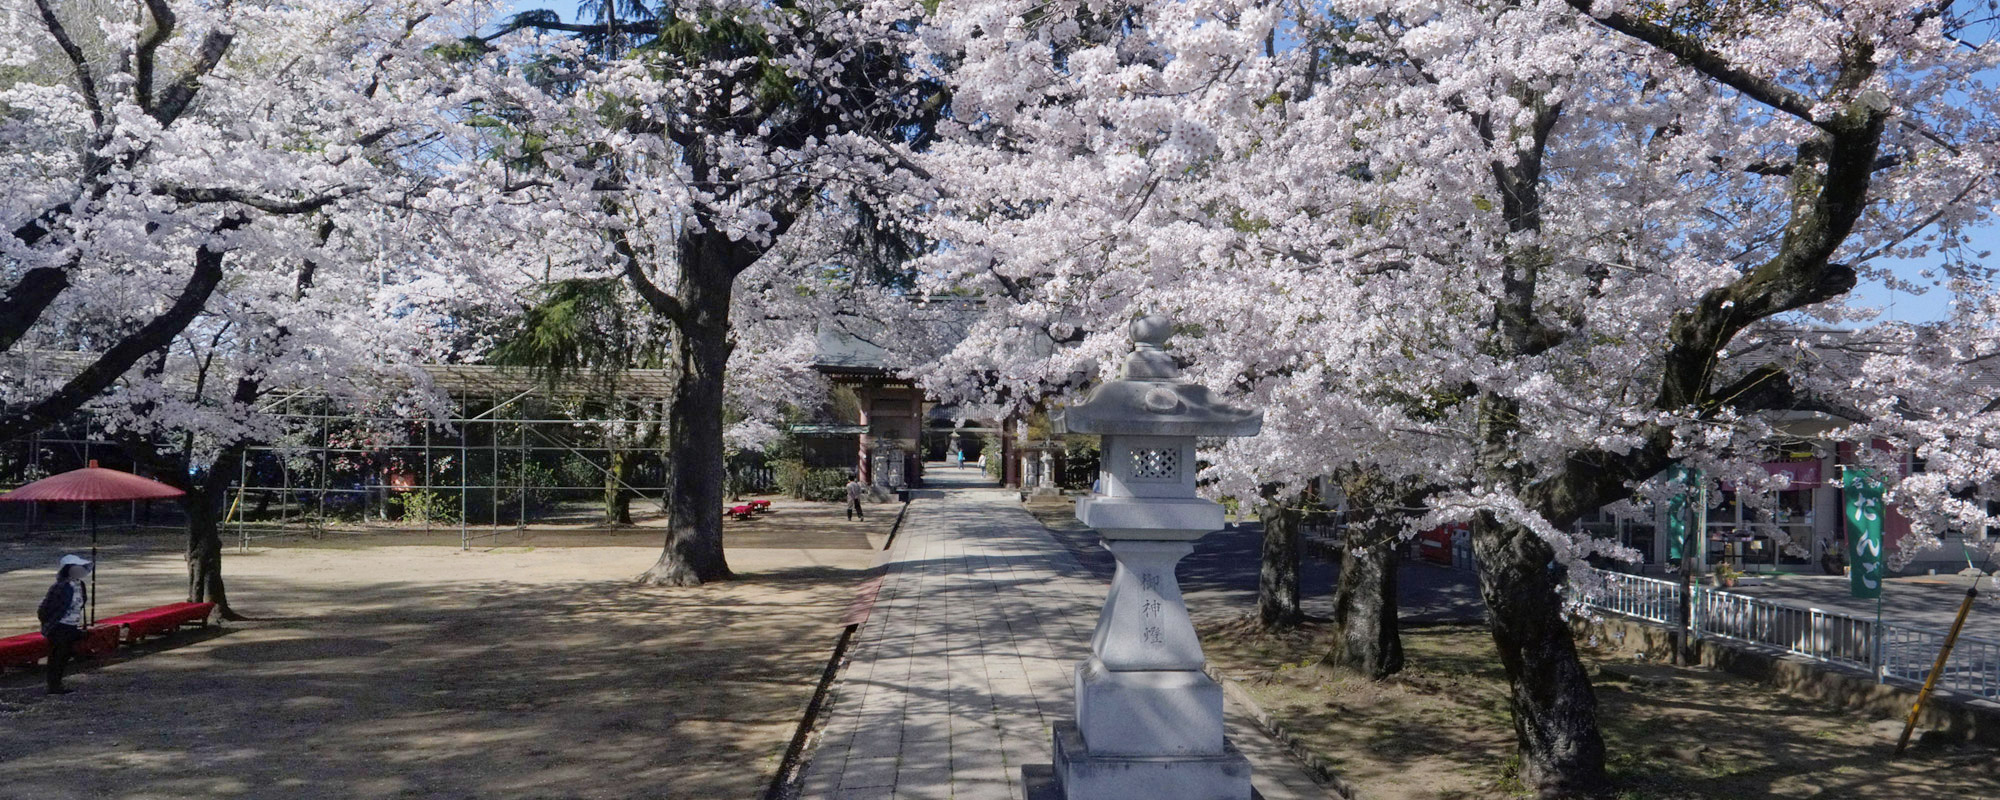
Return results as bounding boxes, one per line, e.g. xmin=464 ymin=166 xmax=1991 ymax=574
xmin=1129 ymin=447 xmax=1180 ymax=481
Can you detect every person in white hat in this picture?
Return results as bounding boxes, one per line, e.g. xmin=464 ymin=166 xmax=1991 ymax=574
xmin=35 ymin=554 xmax=92 ymax=695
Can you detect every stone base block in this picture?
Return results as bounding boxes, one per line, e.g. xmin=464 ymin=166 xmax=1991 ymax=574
xmin=1076 ymin=495 xmax=1224 ymax=540
xmin=1076 ymin=659 xmax=1224 ymax=756
xmin=1051 ymin=720 xmax=1252 ymax=800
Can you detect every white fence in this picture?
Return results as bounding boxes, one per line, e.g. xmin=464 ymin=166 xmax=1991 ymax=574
xmin=1585 ymin=570 xmax=1999 ymax=702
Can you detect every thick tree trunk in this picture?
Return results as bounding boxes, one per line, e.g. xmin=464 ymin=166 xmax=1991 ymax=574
xmin=183 ymin=493 xmax=238 ymax=619
xmin=183 ymin=446 xmax=246 ymax=620
xmin=1256 ymin=504 xmax=1304 ymax=628
xmin=1471 ymin=512 xmax=1609 ymax=798
xmin=1257 ymin=501 xmax=1303 ymax=629
xmin=1326 ymin=470 xmax=1415 ymax=678
xmin=638 ymin=262 xmax=734 ymax=586
xmin=1327 ymin=538 xmax=1402 ymax=678
xmin=1325 ymin=472 xmax=1404 ymax=678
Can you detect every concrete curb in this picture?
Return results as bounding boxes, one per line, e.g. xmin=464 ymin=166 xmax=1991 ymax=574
xmin=1203 ymin=663 xmax=1363 ymax=800
xmin=879 ymin=499 xmax=911 ymax=551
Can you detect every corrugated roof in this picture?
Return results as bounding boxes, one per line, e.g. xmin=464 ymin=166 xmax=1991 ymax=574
xmin=0 ymin=350 xmax=679 ymax=399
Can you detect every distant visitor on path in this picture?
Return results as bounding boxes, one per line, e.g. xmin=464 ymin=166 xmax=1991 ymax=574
xmin=845 ymin=475 xmax=866 ymax=521
xmin=37 ymin=554 xmax=92 ymax=695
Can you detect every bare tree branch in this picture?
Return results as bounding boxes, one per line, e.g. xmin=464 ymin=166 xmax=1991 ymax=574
xmin=30 ymin=0 xmax=105 ymax=129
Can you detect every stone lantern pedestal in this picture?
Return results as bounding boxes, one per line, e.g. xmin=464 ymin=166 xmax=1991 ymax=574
xmin=1046 ymin=316 xmax=1262 ymax=800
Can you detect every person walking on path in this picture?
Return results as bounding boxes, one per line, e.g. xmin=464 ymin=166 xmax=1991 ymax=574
xmin=37 ymin=554 xmax=91 ymax=695
xmin=845 ymin=475 xmax=867 ymax=521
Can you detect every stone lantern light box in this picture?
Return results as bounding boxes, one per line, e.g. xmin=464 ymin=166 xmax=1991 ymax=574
xmin=1048 ymin=315 xmax=1262 ymax=800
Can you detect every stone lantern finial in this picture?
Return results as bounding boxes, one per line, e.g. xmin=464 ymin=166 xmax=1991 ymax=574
xmin=1122 ymin=314 xmax=1179 ymax=380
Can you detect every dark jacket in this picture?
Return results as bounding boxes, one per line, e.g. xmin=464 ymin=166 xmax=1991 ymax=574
xmin=37 ymin=580 xmax=82 ymax=632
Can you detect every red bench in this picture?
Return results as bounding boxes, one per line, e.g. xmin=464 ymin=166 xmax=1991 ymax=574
xmin=748 ymin=500 xmax=772 ymax=513
xmin=0 ymin=625 xmax=120 ymax=670
xmin=77 ymin=625 xmax=120 ymax=656
xmin=97 ymin=602 xmax=216 ymax=644
xmin=725 ymin=504 xmax=756 ymax=520
xmin=0 ymin=632 xmax=48 ymax=671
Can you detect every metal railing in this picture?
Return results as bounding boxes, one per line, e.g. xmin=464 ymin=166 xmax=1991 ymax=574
xmin=1590 ymin=570 xmax=1682 ymax=625
xmin=1583 ymin=569 xmax=1999 ymax=701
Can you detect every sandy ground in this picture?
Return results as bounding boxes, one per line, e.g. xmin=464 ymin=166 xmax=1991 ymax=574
xmin=0 ymin=497 xmax=892 ymax=800
xmin=1201 ymin=621 xmax=2000 ymax=800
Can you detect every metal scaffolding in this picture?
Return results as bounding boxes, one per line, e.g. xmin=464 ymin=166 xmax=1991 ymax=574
xmin=0 ymin=365 xmax=681 ymax=550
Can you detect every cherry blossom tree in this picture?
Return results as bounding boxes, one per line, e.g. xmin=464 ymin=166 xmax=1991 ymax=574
xmin=2 ymin=0 xmax=521 ymax=611
xmin=472 ymin=0 xmax=938 ymax=584
xmin=904 ymin=0 xmax=2000 ymax=794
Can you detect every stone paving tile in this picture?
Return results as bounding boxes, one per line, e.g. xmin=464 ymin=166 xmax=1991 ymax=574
xmin=800 ymin=480 xmax=1334 ymax=799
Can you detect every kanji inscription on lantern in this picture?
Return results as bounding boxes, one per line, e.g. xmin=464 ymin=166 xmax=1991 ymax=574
xmin=1140 ymin=598 xmax=1162 ymax=618
xmin=1142 ymin=626 xmax=1165 ymax=646
xmin=1140 ymin=572 xmax=1160 ymax=593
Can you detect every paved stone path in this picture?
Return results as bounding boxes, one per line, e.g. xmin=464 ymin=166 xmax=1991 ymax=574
xmin=800 ymin=473 xmax=1331 ymax=800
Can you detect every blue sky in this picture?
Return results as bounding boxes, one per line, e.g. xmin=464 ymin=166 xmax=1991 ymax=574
xmin=497 ymin=0 xmax=1982 ymax=324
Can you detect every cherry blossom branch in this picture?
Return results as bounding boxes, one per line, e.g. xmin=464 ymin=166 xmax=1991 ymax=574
xmin=605 ymin=204 xmax=690 ymax=327
xmin=167 ymin=186 xmax=360 ymax=214
xmin=1564 ymin=0 xmax=1823 ymax=128
xmin=1854 ymin=174 xmax=1989 ymax=264
xmin=150 ymin=11 xmax=235 ymax=127
xmin=136 ymin=0 xmax=178 ymax=114
xmin=0 ymin=265 xmax=72 ymax=353
xmin=30 ymin=0 xmax=104 ymax=129
xmin=0 ymin=214 xmax=248 ymax=444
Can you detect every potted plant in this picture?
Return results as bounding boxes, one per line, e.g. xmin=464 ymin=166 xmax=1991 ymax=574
xmin=1712 ymin=562 xmax=1743 ymax=589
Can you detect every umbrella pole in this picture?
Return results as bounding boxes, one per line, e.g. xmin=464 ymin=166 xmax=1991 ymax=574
xmin=88 ymin=502 xmax=97 ymax=626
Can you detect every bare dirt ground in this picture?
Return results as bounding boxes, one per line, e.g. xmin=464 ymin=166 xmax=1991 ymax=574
xmin=0 ymin=495 xmax=895 ymax=800
xmin=1200 ymin=620 xmax=2000 ymax=800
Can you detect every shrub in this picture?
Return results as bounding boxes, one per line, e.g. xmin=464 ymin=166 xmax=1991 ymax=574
xmin=775 ymin=459 xmax=850 ymax=501
xmin=395 ymin=489 xmax=460 ymax=524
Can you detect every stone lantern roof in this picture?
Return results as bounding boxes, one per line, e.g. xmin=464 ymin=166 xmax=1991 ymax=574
xmin=1055 ymin=315 xmax=1262 ymax=438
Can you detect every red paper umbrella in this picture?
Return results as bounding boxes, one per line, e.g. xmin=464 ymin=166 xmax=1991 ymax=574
xmin=0 ymin=462 xmax=186 ymax=503
xmin=1 ymin=461 xmax=185 ymax=625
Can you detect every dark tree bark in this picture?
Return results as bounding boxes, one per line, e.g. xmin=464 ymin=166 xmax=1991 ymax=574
xmin=1327 ymin=537 xmax=1402 ymax=678
xmin=633 ymin=228 xmax=762 ymax=586
xmin=0 ymin=266 xmax=70 ymax=352
xmin=180 ymin=446 xmax=245 ymax=619
xmin=1257 ymin=499 xmax=1303 ymax=629
xmin=120 ymin=424 xmax=251 ymax=621
xmin=1324 ymin=470 xmax=1408 ymax=679
xmin=1471 ymin=508 xmax=1605 ymax=795
xmin=0 ymin=215 xmax=244 ymax=444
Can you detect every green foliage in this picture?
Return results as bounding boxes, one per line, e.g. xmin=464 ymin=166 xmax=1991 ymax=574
xmin=504 ymin=459 xmax=562 ymax=512
xmin=559 ymin=454 xmax=604 ymax=489
xmin=1062 ymin=436 xmax=1100 ymax=489
xmin=774 ymin=459 xmax=850 ymax=501
xmin=487 ymin=278 xmax=644 ymax=392
xmin=427 ymin=37 xmax=488 ymax=64
xmin=394 ymin=489 xmax=461 ymax=524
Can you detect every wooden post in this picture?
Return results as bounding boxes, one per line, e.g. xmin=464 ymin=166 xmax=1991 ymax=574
xmin=1892 ymin=586 xmax=1979 ymax=758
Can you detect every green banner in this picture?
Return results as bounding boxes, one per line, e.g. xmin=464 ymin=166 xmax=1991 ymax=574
xmin=1844 ymin=468 xmax=1885 ymax=599
xmin=1666 ymin=467 xmax=1702 ymax=564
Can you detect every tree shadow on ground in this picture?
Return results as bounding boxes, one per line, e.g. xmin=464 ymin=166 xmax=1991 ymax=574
xmin=0 ymin=557 xmax=873 ymax=800
xmin=1201 ymin=621 xmax=2000 ymax=800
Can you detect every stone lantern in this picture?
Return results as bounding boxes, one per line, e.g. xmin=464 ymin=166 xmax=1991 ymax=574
xmin=1048 ymin=315 xmax=1262 ymax=800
